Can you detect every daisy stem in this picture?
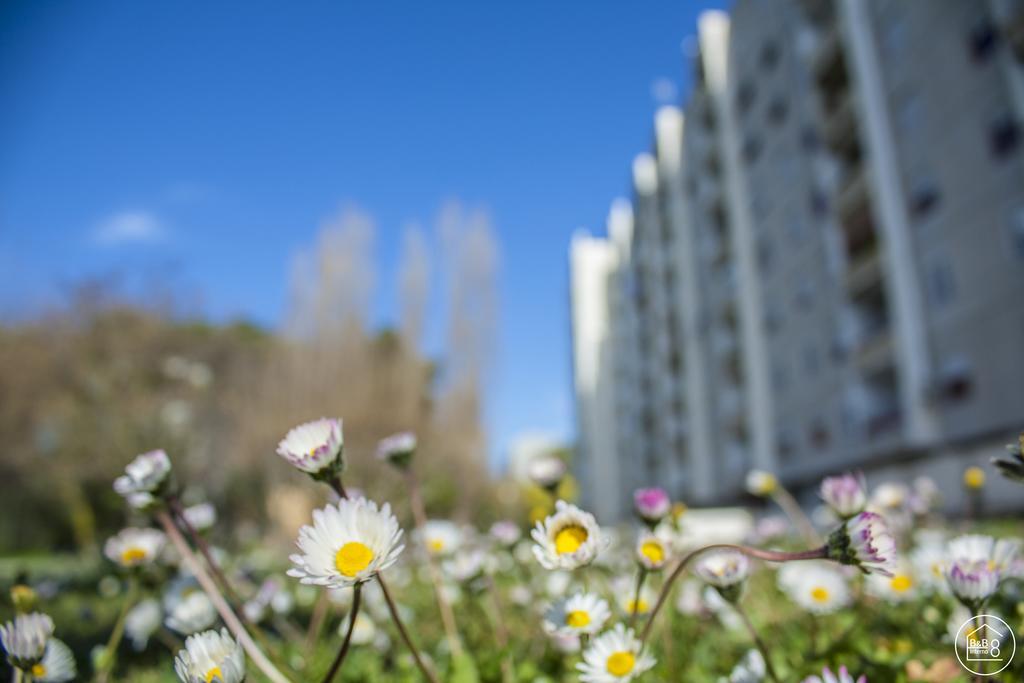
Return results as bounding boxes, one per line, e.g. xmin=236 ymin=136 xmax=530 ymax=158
xmin=95 ymin=577 xmax=137 ymax=683
xmin=733 ymin=601 xmax=781 ymax=683
xmin=640 ymin=542 xmax=827 ymax=645
xmin=168 ymin=496 xmax=245 ymax=613
xmin=628 ymin=567 xmax=648 ymax=629
xmin=771 ymin=487 xmax=820 ymax=546
xmin=376 ymin=575 xmax=439 ymax=683
xmin=321 ymin=583 xmax=361 ymax=683
xmin=156 ymin=510 xmax=294 ymax=683
xmin=403 ymin=469 xmax=464 ymax=659
xmin=484 ymin=579 xmax=514 ymax=683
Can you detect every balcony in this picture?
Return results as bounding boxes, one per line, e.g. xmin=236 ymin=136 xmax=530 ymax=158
xmin=837 ymin=166 xmax=869 ymax=223
xmin=845 ymin=245 xmax=882 ymax=295
xmin=812 ymin=25 xmax=843 ymax=86
xmin=823 ymin=91 xmax=858 ymax=155
xmin=855 ymin=328 xmax=893 ymax=374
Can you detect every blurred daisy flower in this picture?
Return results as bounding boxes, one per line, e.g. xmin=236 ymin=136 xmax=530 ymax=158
xmin=114 ymin=449 xmax=173 ymax=504
xmin=614 ymin=576 xmax=657 ymax=617
xmin=826 ymin=511 xmax=896 ymax=576
xmin=866 ymin=560 xmax=917 ymax=603
xmin=802 ymin=666 xmax=865 ymax=683
xmin=633 ymin=487 xmax=671 ymax=525
xmin=375 ymin=431 xmax=416 ymax=469
xmin=420 ymin=519 xmax=462 ymax=556
xmin=125 ymin=598 xmax=163 ymax=651
xmin=1 ymin=612 xmax=53 ymax=671
xmin=104 ymin=527 xmax=167 ymax=569
xmin=724 ymin=649 xmax=765 ymax=683
xmin=276 ymin=417 xmax=344 ymax=480
xmin=527 ymin=454 xmax=567 ymax=492
xmin=963 ymin=466 xmax=986 ymax=490
xmin=182 ymin=503 xmax=217 ymax=533
xmin=288 ymin=497 xmax=404 ymax=589
xmin=174 ymin=628 xmax=245 ymax=683
xmin=543 ymin=592 xmax=610 ymax=636
xmin=944 ymin=534 xmax=1018 ymax=607
xmin=165 ymin=591 xmax=217 ymax=636
xmin=635 ymin=530 xmax=670 ymax=571
xmin=820 ymin=472 xmax=867 ymax=519
xmin=745 ymin=470 xmax=778 ymax=497
xmin=695 ymin=549 xmax=750 ymax=603
xmin=577 ymin=623 xmax=655 ymax=682
xmin=778 ymin=563 xmax=851 ymax=614
xmin=532 ymin=500 xmax=607 ymax=570
xmin=489 ymin=520 xmax=522 ymax=548
xmin=30 ymin=638 xmax=76 ymax=682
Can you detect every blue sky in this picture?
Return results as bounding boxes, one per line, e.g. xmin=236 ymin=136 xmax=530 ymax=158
xmin=0 ymin=0 xmax=725 ymax=469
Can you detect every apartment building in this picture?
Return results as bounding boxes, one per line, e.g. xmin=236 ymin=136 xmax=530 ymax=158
xmin=570 ymin=0 xmax=1024 ymax=519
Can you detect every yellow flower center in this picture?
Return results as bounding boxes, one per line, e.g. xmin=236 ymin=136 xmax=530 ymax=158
xmin=205 ymin=666 xmax=223 ymax=682
xmin=810 ymin=586 xmax=830 ymax=603
xmin=120 ymin=547 xmax=148 ymax=565
xmin=606 ymin=651 xmax=636 ymax=676
xmin=554 ymin=525 xmax=588 ymax=554
xmin=428 ymin=539 xmax=445 ymax=553
xmin=627 ymin=598 xmax=649 ymax=614
xmin=335 ymin=542 xmax=375 ymax=577
xmin=890 ymin=574 xmax=913 ymax=593
xmin=565 ymin=610 xmax=591 ymax=628
xmin=31 ymin=664 xmax=46 ymax=677
xmin=640 ymin=541 xmax=664 ymax=565
xmin=964 ymin=467 xmax=985 ymax=489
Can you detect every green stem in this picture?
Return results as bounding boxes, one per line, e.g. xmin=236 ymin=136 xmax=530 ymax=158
xmin=377 ymin=575 xmax=439 ymax=683
xmin=321 ymin=584 xmax=361 ymax=683
xmin=640 ymin=542 xmax=827 ymax=644
xmin=95 ymin=579 xmax=138 ymax=683
xmin=628 ymin=568 xmax=648 ymax=629
xmin=734 ymin=600 xmax=781 ymax=683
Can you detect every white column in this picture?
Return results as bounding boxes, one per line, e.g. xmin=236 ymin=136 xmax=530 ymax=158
xmin=839 ymin=0 xmax=938 ymax=443
xmin=700 ymin=11 xmax=778 ymax=474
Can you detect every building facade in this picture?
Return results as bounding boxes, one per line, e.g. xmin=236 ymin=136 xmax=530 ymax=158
xmin=570 ymin=0 xmax=1024 ymax=520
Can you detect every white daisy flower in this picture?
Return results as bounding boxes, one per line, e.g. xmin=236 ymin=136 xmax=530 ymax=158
xmin=633 ymin=488 xmax=671 ymax=524
xmin=527 ymin=455 xmax=567 ymax=491
xmin=165 ymin=591 xmax=217 ymax=635
xmin=443 ymin=548 xmax=491 ymax=583
xmin=489 ymin=520 xmax=522 ymax=547
xmin=745 ymin=470 xmax=778 ymax=497
xmin=531 ymin=500 xmax=607 ymax=570
xmin=802 ymin=665 xmax=865 ymax=683
xmin=375 ymin=431 xmax=416 ymax=468
xmin=826 ymin=511 xmax=896 ymax=576
xmin=125 ymin=598 xmax=163 ymax=651
xmin=944 ymin=534 xmax=1018 ymax=607
xmin=635 ymin=530 xmax=670 ymax=571
xmin=870 ymin=482 xmax=908 ymax=511
xmin=778 ymin=563 xmax=851 ymax=614
xmin=29 ymin=638 xmax=76 ymax=682
xmin=288 ymin=497 xmax=404 ymax=589
xmin=104 ymin=527 xmax=167 ymax=569
xmin=276 ymin=417 xmax=344 ymax=477
xmin=1 ymin=612 xmax=54 ymax=669
xmin=543 ymin=592 xmax=611 ymax=636
xmin=577 ymin=623 xmax=655 ymax=682
xmin=182 ymin=503 xmax=217 ymax=532
xmin=695 ymin=549 xmax=750 ymax=602
xmin=174 ymin=628 xmax=245 ymax=683
xmin=866 ymin=560 xmax=917 ymax=603
xmin=613 ymin=576 xmax=657 ymax=617
xmin=114 ymin=450 xmax=172 ymax=500
xmin=910 ymin=532 xmax=950 ymax=593
xmin=724 ymin=649 xmax=765 ymax=683
xmin=819 ymin=472 xmax=867 ymax=519
xmin=419 ymin=520 xmax=461 ymax=556
xmin=347 ymin=612 xmax=378 ymax=646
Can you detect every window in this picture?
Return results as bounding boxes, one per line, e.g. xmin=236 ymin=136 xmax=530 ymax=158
xmin=767 ymin=97 xmax=788 ymax=126
xmin=895 ymin=91 xmax=923 ymax=134
xmin=989 ymin=112 xmax=1021 ymax=160
xmin=809 ymin=417 xmax=831 ymax=450
xmin=736 ymin=81 xmax=756 ymax=115
xmin=760 ymin=41 xmax=781 ymax=70
xmin=909 ymin=173 xmax=941 ymax=219
xmin=809 ymin=188 xmax=829 ymax=218
xmin=936 ymin=355 xmax=974 ymax=403
xmin=743 ymin=136 xmax=762 ymax=164
xmin=800 ymin=126 xmax=819 ymax=151
xmin=968 ymin=18 xmax=998 ymax=63
xmin=926 ymin=257 xmax=956 ymax=308
xmin=802 ymin=343 xmax=820 ymax=376
xmin=1009 ymin=205 xmax=1024 ymax=258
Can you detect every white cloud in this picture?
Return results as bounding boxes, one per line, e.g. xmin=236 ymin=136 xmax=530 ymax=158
xmin=93 ymin=210 xmax=164 ymax=245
